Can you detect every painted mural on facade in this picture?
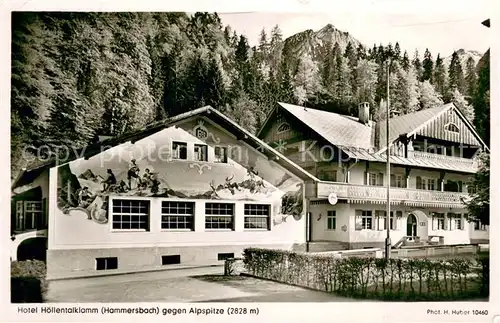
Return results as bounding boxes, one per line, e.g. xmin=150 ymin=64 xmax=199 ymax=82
xmin=57 ymin=122 xmax=304 ymax=224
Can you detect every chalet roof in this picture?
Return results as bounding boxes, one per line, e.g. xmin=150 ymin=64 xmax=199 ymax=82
xmin=13 ymin=106 xmax=319 ymax=189
xmin=377 ymin=104 xmax=452 ymax=151
xmin=339 ymin=146 xmax=478 ymax=174
xmin=277 ymin=102 xmax=374 ymax=150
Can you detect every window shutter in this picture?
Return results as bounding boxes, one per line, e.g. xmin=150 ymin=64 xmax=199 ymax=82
xmin=364 ymin=172 xmax=367 ymax=185
xmin=355 ymin=210 xmax=362 ymax=230
xmin=416 ymin=176 xmax=422 ymax=189
xmin=16 ymin=200 xmax=24 ymax=231
xmin=431 ymin=213 xmax=435 ymax=230
xmin=390 ymin=174 xmax=396 ymax=187
xmin=378 ymin=173 xmax=384 ymax=186
xmin=458 ymin=181 xmax=463 ymax=192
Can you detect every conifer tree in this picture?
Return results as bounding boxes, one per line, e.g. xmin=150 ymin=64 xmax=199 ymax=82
xmin=422 ymin=48 xmax=434 ymax=83
xmin=401 ymin=51 xmax=410 ymax=71
xmin=447 ymin=51 xmax=466 ymax=98
xmin=394 ymin=42 xmax=401 ymax=61
xmin=433 ymin=54 xmax=447 ymax=97
xmin=465 ymin=56 xmax=477 ymax=98
xmin=412 ymin=49 xmax=423 ymax=81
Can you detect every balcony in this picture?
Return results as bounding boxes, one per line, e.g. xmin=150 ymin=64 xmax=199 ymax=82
xmin=316 ymin=182 xmax=470 ymax=208
xmin=407 ymin=150 xmax=478 ymax=169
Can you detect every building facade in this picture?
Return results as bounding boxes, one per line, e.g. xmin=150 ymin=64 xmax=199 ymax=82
xmin=11 ymin=102 xmax=489 ymax=279
xmin=258 ymin=102 xmax=489 ymax=250
xmin=11 ymin=107 xmax=315 ymax=279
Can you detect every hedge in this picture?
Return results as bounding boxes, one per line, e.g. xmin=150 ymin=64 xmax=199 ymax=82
xmin=11 ymin=260 xmax=48 ymax=303
xmin=242 ymin=248 xmax=489 ymax=301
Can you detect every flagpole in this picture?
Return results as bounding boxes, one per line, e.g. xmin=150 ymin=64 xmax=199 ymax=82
xmin=385 ymin=58 xmax=391 ymax=260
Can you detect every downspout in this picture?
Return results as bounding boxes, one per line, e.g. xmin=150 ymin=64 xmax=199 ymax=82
xmin=305 ymin=192 xmax=311 ymax=252
xmin=304 ymin=181 xmax=313 ymax=252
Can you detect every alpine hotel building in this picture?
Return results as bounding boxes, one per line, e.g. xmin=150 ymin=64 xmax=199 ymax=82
xmin=11 ymin=102 xmax=489 ymax=279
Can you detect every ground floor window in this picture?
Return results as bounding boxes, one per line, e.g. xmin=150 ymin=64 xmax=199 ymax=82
xmin=432 ymin=212 xmax=446 ymax=230
xmin=355 ymin=210 xmax=372 ymax=230
xmin=448 ymin=213 xmax=464 ymax=230
xmin=326 ymin=210 xmax=336 ymax=230
xmin=15 ymin=200 xmax=46 ymax=231
xmin=112 ymin=199 xmax=150 ymax=230
xmin=244 ymin=204 xmax=270 ymax=230
xmin=205 ymin=203 xmax=234 ymax=230
xmin=161 ymin=201 xmax=195 ymax=230
xmin=96 ymin=257 xmax=118 ymax=270
xmin=375 ymin=211 xmax=399 ymax=230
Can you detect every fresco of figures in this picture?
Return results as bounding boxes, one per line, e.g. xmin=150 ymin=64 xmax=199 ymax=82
xmin=56 ymin=125 xmax=304 ymax=224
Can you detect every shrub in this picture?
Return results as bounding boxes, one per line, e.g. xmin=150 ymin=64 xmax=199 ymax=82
xmin=242 ymin=248 xmax=488 ymax=301
xmin=11 ymin=260 xmax=48 ymax=303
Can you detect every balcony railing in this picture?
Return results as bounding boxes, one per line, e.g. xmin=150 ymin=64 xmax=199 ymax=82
xmin=407 ymin=150 xmax=478 ymax=168
xmin=316 ymin=182 xmax=470 ymax=207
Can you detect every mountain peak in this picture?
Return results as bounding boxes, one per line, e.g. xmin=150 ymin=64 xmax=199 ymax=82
xmin=322 ymin=23 xmax=335 ymax=30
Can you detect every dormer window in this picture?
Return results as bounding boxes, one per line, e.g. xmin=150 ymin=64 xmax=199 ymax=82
xmin=277 ymin=122 xmax=291 ymax=133
xmin=444 ymin=123 xmax=459 ymax=133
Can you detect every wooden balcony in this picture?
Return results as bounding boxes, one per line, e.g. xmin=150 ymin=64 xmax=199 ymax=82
xmin=407 ymin=150 xmax=478 ymax=168
xmin=316 ymin=182 xmax=470 ymax=208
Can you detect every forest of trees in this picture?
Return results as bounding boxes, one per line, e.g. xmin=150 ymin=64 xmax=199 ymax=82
xmin=11 ymin=12 xmax=490 ymax=177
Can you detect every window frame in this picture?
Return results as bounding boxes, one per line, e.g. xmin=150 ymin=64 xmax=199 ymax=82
xmin=194 ymin=144 xmax=208 ymax=162
xmin=214 ymin=146 xmax=228 ymax=163
xmin=205 ymin=202 xmax=235 ymax=230
xmin=444 ymin=122 xmax=460 ymax=133
xmin=326 ymin=210 xmax=336 ymax=230
xmin=432 ymin=212 xmax=446 ymax=231
xmin=95 ymin=257 xmax=118 ymax=271
xmin=355 ymin=210 xmax=373 ymax=231
xmin=17 ymin=200 xmax=43 ymax=231
xmin=160 ymin=201 xmax=195 ymax=231
xmin=277 ymin=122 xmax=291 ymax=134
xmin=390 ymin=174 xmax=405 ymax=188
xmin=243 ymin=203 xmax=271 ymax=230
xmin=111 ymin=198 xmax=150 ymax=231
xmin=319 ymin=170 xmax=337 ymax=182
xmin=416 ymin=176 xmax=439 ymax=191
xmin=375 ymin=210 xmax=396 ymax=231
xmin=172 ymin=141 xmax=188 ymax=160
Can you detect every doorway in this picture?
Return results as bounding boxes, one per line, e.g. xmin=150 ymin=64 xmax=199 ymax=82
xmin=406 ymin=213 xmax=418 ymax=238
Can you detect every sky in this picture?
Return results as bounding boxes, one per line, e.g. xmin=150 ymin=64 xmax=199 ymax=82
xmin=218 ymin=11 xmax=491 ymax=58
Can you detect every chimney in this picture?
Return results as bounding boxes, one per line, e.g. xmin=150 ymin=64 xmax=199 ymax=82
xmin=358 ymin=102 xmax=370 ymax=125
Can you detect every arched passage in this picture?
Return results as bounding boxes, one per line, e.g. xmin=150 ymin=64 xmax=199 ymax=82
xmin=407 ymin=210 xmax=429 ymax=241
xmin=16 ymin=237 xmax=47 ymax=262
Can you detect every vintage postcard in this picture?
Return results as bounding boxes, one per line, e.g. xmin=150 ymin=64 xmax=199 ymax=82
xmin=0 ymin=0 xmax=497 ymax=322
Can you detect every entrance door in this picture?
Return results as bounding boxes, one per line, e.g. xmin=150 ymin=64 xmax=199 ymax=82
xmin=406 ymin=213 xmax=418 ymax=238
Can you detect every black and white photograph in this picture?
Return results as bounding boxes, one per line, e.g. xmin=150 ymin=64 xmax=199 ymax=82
xmin=2 ymin=0 xmax=497 ymax=321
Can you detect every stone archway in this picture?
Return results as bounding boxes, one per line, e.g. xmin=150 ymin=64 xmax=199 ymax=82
xmin=16 ymin=237 xmax=47 ymax=262
xmin=407 ymin=210 xmax=429 ymax=241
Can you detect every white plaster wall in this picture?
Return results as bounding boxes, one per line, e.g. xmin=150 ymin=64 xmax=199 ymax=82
xmin=310 ymin=203 xmax=350 ymax=242
xmin=309 ymin=202 xmax=474 ymax=246
xmin=469 ymin=223 xmax=489 ymax=241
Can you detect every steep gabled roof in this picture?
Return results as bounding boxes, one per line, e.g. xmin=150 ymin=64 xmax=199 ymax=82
xmin=12 ymin=106 xmax=319 ymax=189
xmin=377 ymin=104 xmax=452 ymax=151
xmin=277 ymin=102 xmax=374 ymax=149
